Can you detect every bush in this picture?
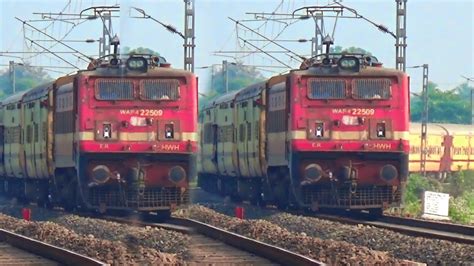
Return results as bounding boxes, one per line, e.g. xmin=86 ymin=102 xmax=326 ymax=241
xmin=449 ymin=196 xmax=473 ymax=224
xmin=446 ymin=170 xmax=474 ymax=197
xmin=404 ymin=174 xmax=440 ymax=204
xmin=403 ymin=172 xmax=474 ymax=224
xmin=402 ymin=200 xmax=422 ymax=217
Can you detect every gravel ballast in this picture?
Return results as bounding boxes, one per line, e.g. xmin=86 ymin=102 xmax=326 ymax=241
xmin=0 ymin=213 xmax=185 ymax=264
xmin=174 ymin=205 xmax=403 ymax=265
xmin=266 ymin=212 xmax=474 ymax=265
xmin=191 ymin=189 xmax=474 ymax=265
xmin=52 ymin=214 xmax=190 ymax=257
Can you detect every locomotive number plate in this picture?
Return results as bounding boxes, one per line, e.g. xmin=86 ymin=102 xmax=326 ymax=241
xmin=351 ymin=108 xmax=375 ymax=116
xmin=332 ymin=108 xmax=375 ymax=116
xmin=139 ymin=109 xmax=163 ymax=116
xmin=120 ymin=109 xmax=163 ymax=116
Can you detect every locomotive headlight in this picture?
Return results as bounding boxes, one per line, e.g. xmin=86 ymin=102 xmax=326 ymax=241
xmin=165 ymin=123 xmax=174 ymax=139
xmin=169 ymin=166 xmax=186 ymax=183
xmin=92 ymin=165 xmax=112 ymax=184
xmin=304 ymin=164 xmax=323 ymax=182
xmin=315 ymin=122 xmax=324 ymax=138
xmin=376 ymin=122 xmax=386 ymax=138
xmin=126 ymin=56 xmax=148 ymax=72
xmin=337 ymin=56 xmax=360 ymax=72
xmin=380 ymin=164 xmax=398 ymax=182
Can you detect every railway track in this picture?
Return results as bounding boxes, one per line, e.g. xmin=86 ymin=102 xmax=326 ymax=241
xmin=0 ymin=229 xmax=106 ymax=266
xmin=103 ymin=215 xmax=322 ymax=265
xmin=310 ymin=213 xmax=474 ymax=245
xmin=192 ymin=187 xmax=474 ymax=245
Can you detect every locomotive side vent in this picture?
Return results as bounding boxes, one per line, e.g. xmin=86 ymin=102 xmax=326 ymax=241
xmin=307 ymin=79 xmax=346 ymax=99
xmin=96 ymin=79 xmax=134 ymax=100
xmin=141 ymin=79 xmax=180 ymax=100
xmin=352 ymin=78 xmax=391 ymax=99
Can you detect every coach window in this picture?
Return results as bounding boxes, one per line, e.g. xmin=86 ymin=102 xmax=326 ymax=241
xmin=239 ymin=124 xmax=245 ymax=142
xmin=255 ymin=122 xmax=259 ymax=140
xmin=34 ymin=124 xmax=39 ymax=143
xmin=26 ymin=125 xmax=32 ymax=143
xmin=43 ymin=122 xmax=47 ymax=141
xmin=247 ymin=123 xmax=251 ymax=141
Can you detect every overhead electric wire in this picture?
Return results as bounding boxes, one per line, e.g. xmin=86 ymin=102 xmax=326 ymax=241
xmin=130 ymin=7 xmax=185 ymax=39
xmin=22 ymin=18 xmax=88 ymax=61
xmin=332 ymin=1 xmax=396 ymax=39
xmin=39 ymin=0 xmax=72 ymax=32
xmin=17 ymin=17 xmax=92 ymax=62
xmin=24 ymin=37 xmax=80 ymax=69
xmin=239 ymin=37 xmax=291 ymax=68
xmin=231 ymin=17 xmax=305 ymax=61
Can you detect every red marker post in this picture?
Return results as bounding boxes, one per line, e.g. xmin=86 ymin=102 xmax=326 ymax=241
xmin=21 ymin=208 xmax=31 ymax=221
xmin=235 ymin=206 xmax=244 ymax=219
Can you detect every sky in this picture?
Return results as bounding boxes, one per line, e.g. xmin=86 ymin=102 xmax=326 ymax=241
xmin=1 ymin=0 xmax=473 ymax=93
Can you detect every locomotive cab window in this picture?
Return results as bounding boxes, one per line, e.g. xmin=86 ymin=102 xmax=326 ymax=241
xmin=140 ymin=79 xmax=180 ymax=100
xmin=307 ymin=79 xmax=346 ymax=99
xmin=95 ymin=79 xmax=134 ymax=100
xmin=352 ymin=78 xmax=391 ymax=100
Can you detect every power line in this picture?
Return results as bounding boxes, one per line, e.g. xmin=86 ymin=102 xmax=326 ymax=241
xmin=130 ymin=7 xmax=185 ymax=39
xmin=230 ymin=17 xmax=305 ymax=61
xmin=0 ymin=51 xmax=89 ymax=54
xmin=24 ymin=37 xmax=80 ymax=69
xmin=16 ymin=17 xmax=92 ymax=63
xmin=21 ymin=18 xmax=89 ymax=61
xmin=0 ymin=64 xmax=76 ymax=69
xmin=239 ymin=37 xmax=292 ymax=68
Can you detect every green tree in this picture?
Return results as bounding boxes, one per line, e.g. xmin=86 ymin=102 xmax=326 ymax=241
xmin=0 ymin=64 xmax=52 ymax=98
xmin=330 ymin=45 xmax=372 ymax=55
xmin=454 ymin=82 xmax=474 ymax=100
xmin=199 ymin=62 xmax=265 ymax=110
xmin=121 ymin=46 xmax=160 ymax=56
xmin=410 ymin=81 xmax=471 ymax=124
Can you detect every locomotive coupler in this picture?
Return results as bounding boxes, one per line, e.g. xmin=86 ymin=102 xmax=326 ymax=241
xmin=130 ymin=162 xmax=146 ymax=197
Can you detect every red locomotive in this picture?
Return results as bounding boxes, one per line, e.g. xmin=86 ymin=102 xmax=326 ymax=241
xmin=199 ymin=54 xmax=409 ymax=215
xmin=0 ymin=54 xmax=197 ymax=216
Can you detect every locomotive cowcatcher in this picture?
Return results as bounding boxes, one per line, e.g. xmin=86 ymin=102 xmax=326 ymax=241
xmin=199 ymin=54 xmax=409 ymax=215
xmin=0 ymin=54 xmax=197 ymax=215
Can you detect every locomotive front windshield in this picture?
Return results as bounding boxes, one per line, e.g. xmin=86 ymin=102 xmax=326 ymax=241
xmin=307 ymin=78 xmax=392 ymax=100
xmin=352 ymin=78 xmax=391 ymax=99
xmin=140 ymin=79 xmax=180 ymax=100
xmin=95 ymin=78 xmax=181 ymax=101
xmin=307 ymin=79 xmax=346 ymax=99
xmin=96 ymin=79 xmax=134 ymax=100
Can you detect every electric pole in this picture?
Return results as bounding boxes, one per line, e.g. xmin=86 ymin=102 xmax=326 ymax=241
xmin=461 ymin=76 xmax=474 ymax=125
xmin=311 ymin=14 xmax=324 ymax=58
xmin=184 ymin=0 xmax=195 ymax=72
xmin=9 ymin=61 xmax=16 ymax=94
xmin=99 ymin=12 xmax=112 ymax=57
xmin=420 ymin=64 xmax=429 ymax=177
xmin=395 ymin=0 xmax=407 ymax=71
xmin=222 ymin=60 xmax=229 ymax=93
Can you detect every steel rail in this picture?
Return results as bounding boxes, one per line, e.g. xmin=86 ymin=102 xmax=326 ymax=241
xmin=170 ymin=217 xmax=323 ymax=266
xmin=381 ymin=215 xmax=474 ymax=237
xmin=101 ymin=215 xmax=322 ymax=266
xmin=0 ymin=229 xmax=107 ymax=266
xmin=310 ymin=213 xmax=474 ymax=245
